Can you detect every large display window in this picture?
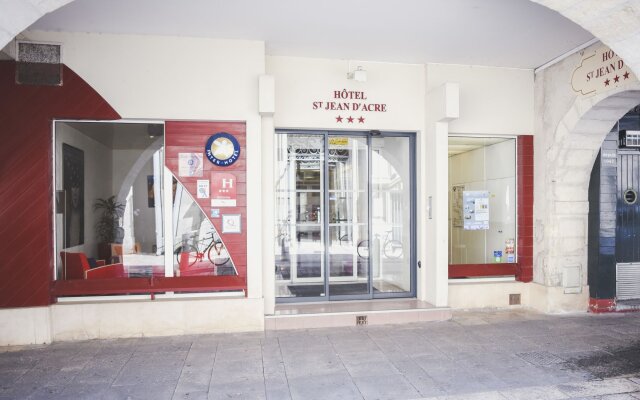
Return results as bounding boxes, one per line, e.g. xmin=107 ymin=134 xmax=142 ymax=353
xmin=448 ymin=136 xmax=517 ymax=267
xmin=53 ymin=120 xmax=246 ymax=297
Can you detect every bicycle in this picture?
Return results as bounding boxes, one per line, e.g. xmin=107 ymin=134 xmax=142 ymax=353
xmin=175 ymin=232 xmax=230 ymax=267
xmin=356 ymin=230 xmax=403 ymax=259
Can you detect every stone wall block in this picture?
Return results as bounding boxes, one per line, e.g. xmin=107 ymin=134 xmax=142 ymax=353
xmin=573 ymin=95 xmax=600 ymax=120
xmin=549 ymin=238 xmax=587 ymax=256
xmin=592 ymin=93 xmax=640 ymax=110
xmin=573 ymin=118 xmax=622 ymax=136
xmin=534 ymin=0 xmax=589 ymax=13
xmin=578 ymin=4 xmax=640 ymax=40
xmin=552 ymin=183 xmax=589 ymax=201
xmin=612 ymin=34 xmax=640 ymax=69
xmin=569 ymin=134 xmax=610 ymax=150
xmin=557 ymin=148 xmax=597 ymax=168
xmin=554 ymin=201 xmax=589 ymax=215
xmin=585 ymin=106 xmax=633 ymax=121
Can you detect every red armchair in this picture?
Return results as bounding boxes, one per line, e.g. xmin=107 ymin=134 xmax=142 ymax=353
xmin=59 ymin=252 xmax=125 ymax=280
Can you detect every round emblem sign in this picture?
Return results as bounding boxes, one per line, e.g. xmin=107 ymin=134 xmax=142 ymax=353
xmin=205 ymin=132 xmax=240 ymax=167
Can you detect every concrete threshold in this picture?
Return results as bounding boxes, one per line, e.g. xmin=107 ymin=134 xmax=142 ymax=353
xmin=265 ymin=299 xmax=451 ymax=330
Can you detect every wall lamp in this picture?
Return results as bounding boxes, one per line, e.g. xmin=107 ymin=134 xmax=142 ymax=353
xmin=347 ymin=66 xmax=367 ymax=82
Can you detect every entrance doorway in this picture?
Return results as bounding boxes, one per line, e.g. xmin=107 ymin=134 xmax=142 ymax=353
xmin=589 ymin=105 xmax=640 ymax=307
xmin=274 ymin=130 xmax=416 ymax=301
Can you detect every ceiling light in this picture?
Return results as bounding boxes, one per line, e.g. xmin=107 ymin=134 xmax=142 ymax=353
xmin=147 ymin=124 xmax=164 ymax=139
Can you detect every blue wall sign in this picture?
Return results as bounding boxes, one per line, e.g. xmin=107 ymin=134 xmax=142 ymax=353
xmin=205 ymin=132 xmax=240 ymax=167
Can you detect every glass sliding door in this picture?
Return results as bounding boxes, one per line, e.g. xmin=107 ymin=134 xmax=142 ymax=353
xmin=275 ymin=130 xmax=415 ymax=301
xmin=328 ymin=135 xmax=370 ymax=298
xmin=371 ymin=136 xmax=413 ymax=295
xmin=275 ymin=134 xmax=326 ymax=298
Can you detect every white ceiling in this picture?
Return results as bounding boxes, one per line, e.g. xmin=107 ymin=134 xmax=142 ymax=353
xmin=29 ymin=0 xmax=593 ymax=69
xmin=448 ymin=136 xmax=511 ymax=156
xmin=60 ymin=122 xmax=163 ymax=150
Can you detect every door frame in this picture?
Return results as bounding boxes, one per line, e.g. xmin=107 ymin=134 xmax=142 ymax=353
xmin=275 ymin=129 xmax=417 ymax=303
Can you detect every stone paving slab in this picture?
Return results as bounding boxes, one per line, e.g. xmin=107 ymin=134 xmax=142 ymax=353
xmin=1 ymin=310 xmax=640 ymax=399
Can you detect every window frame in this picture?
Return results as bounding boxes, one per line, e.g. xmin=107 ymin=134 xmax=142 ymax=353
xmin=447 ymin=134 xmax=531 ymax=280
xmin=51 ymin=119 xmax=246 ymax=299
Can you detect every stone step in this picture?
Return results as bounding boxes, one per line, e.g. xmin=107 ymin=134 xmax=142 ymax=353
xmin=265 ymin=300 xmax=451 ymax=330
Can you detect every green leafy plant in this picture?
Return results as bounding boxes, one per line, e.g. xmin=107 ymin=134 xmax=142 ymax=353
xmin=94 ymin=196 xmax=125 ymax=244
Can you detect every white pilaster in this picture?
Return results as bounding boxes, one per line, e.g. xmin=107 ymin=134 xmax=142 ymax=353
xmin=259 ymin=75 xmax=276 ymax=314
xmin=420 ymin=82 xmax=459 ymax=307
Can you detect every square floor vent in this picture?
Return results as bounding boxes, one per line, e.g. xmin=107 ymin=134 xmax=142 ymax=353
xmin=356 ymin=315 xmax=368 ymax=326
xmin=509 ymin=294 xmax=521 ymax=305
xmin=15 ymin=41 xmax=62 ymax=86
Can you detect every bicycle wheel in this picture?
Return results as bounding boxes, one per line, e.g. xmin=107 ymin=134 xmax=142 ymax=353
xmin=383 ymin=240 xmax=403 ymax=259
xmin=356 ymin=240 xmax=369 ymax=259
xmin=339 ymin=234 xmax=350 ymax=245
xmin=175 ymin=245 xmax=199 ymax=266
xmin=208 ymin=241 xmax=230 ymax=266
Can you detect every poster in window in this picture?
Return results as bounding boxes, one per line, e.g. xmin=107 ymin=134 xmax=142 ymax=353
xmin=451 ymin=185 xmax=464 ymax=228
xmin=222 ymin=214 xmax=241 ymax=234
xmin=147 ymin=175 xmax=155 ymax=208
xmin=211 ymin=172 xmax=237 ymax=207
xmin=62 ymin=143 xmax=84 ymax=247
xmin=178 ymin=153 xmax=203 ymax=177
xmin=197 ymin=179 xmax=210 ymax=199
xmin=463 ymin=190 xmax=489 ymax=230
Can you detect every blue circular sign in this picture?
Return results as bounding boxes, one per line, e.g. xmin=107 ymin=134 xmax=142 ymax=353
xmin=205 ymin=132 xmax=240 ymax=167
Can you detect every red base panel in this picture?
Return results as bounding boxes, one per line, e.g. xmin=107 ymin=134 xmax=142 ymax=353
xmin=449 ymin=264 xmax=517 ymax=278
xmin=588 ymin=298 xmax=616 ymax=313
xmin=52 ymin=276 xmax=246 ymax=297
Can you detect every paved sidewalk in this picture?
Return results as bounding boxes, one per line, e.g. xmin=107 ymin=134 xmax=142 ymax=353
xmin=1 ymin=310 xmax=640 ymax=399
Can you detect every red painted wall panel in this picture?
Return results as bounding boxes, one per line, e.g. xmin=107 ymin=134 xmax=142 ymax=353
xmin=0 ymin=61 xmax=120 ymax=308
xmin=516 ymin=135 xmax=534 ymax=282
xmin=165 ymin=121 xmax=248 ymax=292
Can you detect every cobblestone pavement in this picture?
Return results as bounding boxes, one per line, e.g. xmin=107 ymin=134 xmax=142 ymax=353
xmin=2 ymin=310 xmax=640 ymax=399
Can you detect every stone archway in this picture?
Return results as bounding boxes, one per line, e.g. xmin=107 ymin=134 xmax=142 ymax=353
xmin=534 ymin=84 xmax=640 ymax=311
xmin=530 ymin=0 xmax=640 ymax=77
xmin=0 ymin=0 xmax=74 ymax=51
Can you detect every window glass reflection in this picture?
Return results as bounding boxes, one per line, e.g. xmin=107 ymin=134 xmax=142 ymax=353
xmin=172 ymin=178 xmax=238 ymax=277
xmin=55 ymin=122 xmax=165 ymax=280
xmin=448 ymin=137 xmax=517 ymax=265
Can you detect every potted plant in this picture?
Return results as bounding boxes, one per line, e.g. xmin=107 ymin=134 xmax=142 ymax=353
xmin=94 ymin=196 xmax=125 ymax=261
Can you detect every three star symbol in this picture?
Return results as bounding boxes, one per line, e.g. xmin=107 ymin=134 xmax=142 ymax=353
xmin=335 ymin=115 xmax=365 ymax=123
xmin=605 ymin=71 xmax=631 ymax=87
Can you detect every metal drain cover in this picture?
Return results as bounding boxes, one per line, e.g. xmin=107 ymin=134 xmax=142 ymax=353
xmin=516 ymin=351 xmax=564 ymax=365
